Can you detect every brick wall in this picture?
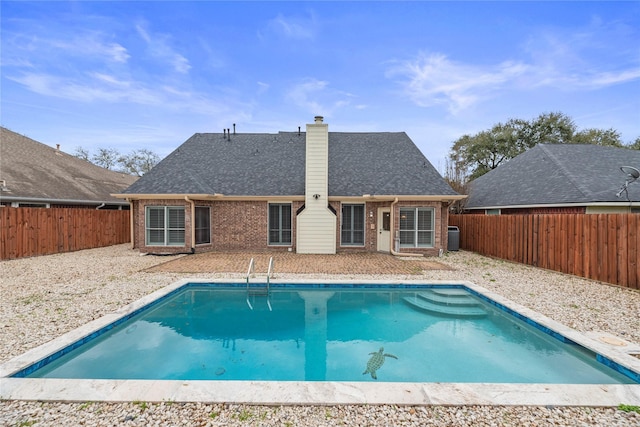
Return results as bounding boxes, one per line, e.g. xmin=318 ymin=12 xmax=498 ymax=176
xmin=132 ymin=199 xmax=447 ymax=255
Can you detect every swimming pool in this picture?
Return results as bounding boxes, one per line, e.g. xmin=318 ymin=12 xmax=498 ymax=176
xmin=2 ymin=279 xmax=640 ymax=405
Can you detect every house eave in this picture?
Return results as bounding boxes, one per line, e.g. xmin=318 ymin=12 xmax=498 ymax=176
xmin=355 ymin=194 xmax=467 ymax=203
xmin=466 ymin=201 xmax=639 ymax=210
xmin=113 ymin=193 xmax=467 ymax=203
xmin=1 ymin=196 xmax=130 ymax=206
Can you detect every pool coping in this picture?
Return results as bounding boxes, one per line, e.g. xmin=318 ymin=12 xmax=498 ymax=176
xmin=2 ymin=279 xmax=640 ymax=406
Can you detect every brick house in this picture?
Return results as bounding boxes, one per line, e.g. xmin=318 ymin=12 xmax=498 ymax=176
xmin=115 ymin=117 xmax=464 ymax=255
xmin=464 ymin=144 xmax=640 ymax=215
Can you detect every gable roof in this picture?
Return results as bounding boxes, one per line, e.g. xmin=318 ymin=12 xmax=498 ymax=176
xmin=0 ymin=127 xmax=137 ymax=206
xmin=466 ymin=144 xmax=640 ymax=209
xmin=122 ymin=131 xmax=458 ymax=198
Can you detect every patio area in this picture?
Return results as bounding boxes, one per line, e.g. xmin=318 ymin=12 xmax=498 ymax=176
xmin=146 ymin=251 xmax=452 ymax=275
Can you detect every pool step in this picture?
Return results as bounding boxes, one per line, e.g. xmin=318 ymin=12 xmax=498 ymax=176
xmin=428 ymin=288 xmax=472 ymax=298
xmin=416 ymin=290 xmax=480 ymax=307
xmin=403 ymin=290 xmax=487 ymax=318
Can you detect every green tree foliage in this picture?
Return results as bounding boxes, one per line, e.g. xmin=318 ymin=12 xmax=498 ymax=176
xmin=74 ymin=147 xmax=160 ymax=176
xmin=626 ymin=136 xmax=640 ymax=150
xmin=572 ymin=128 xmax=623 ymax=147
xmin=447 ymin=112 xmax=636 ymax=187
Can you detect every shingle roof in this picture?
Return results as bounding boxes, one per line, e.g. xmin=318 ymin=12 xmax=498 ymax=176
xmin=0 ymin=127 xmax=137 ymax=205
xmin=466 ymin=144 xmax=640 ymax=208
xmin=122 ymin=131 xmax=457 ymax=197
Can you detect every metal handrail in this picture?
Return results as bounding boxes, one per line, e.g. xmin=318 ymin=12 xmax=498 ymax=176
xmin=246 ymin=258 xmax=255 ymax=310
xmin=266 ymin=257 xmax=274 ymax=289
xmin=245 ymin=257 xmax=274 ymax=311
xmin=266 ymin=257 xmax=274 ymax=311
xmin=246 ymin=257 xmax=255 ymax=281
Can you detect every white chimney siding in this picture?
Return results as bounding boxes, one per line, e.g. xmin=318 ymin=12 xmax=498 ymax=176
xmin=296 ymin=116 xmax=337 ymax=254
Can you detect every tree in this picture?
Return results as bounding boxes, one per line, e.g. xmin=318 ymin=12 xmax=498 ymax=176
xmin=92 ymin=148 xmax=121 ymax=170
xmin=74 ymin=146 xmax=160 ymax=175
xmin=519 ymin=112 xmax=576 ymax=148
xmin=118 ymin=149 xmax=160 ymax=176
xmin=627 ymin=137 xmax=640 ymax=150
xmin=74 ymin=147 xmax=90 ymax=162
xmin=572 ymin=128 xmax=623 ymax=147
xmin=447 ymin=112 xmax=630 ymax=185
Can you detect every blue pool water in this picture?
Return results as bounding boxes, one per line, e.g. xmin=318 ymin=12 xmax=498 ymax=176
xmin=20 ymin=285 xmax=638 ymax=384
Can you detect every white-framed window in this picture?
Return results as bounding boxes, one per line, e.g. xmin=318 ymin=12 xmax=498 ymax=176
xmin=195 ymin=206 xmax=211 ymax=245
xmin=268 ymin=203 xmax=291 ymax=245
xmin=399 ymin=207 xmax=434 ymax=248
xmin=486 ymin=208 xmax=501 ymax=215
xmin=146 ymin=206 xmax=185 ymax=246
xmin=341 ymin=204 xmax=365 ymax=246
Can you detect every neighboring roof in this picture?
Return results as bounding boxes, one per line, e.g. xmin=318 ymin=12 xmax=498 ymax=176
xmin=122 ymin=131 xmax=458 ymax=197
xmin=466 ymin=144 xmax=640 ymax=209
xmin=0 ymin=127 xmax=137 ymax=205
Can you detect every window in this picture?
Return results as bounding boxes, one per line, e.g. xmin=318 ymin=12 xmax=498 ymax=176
xmin=146 ymin=206 xmax=185 ymax=246
xmin=341 ymin=204 xmax=365 ymax=246
xmin=486 ymin=209 xmax=501 ymax=215
xmin=399 ymin=207 xmax=434 ymax=248
xmin=268 ymin=204 xmax=291 ymax=245
xmin=195 ymin=206 xmax=211 ymax=245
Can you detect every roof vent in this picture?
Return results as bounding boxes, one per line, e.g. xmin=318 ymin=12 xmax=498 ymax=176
xmin=314 ymin=116 xmax=324 ymax=124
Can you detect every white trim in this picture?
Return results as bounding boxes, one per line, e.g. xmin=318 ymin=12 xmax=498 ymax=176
xmin=115 ymin=193 xmax=466 ymax=203
xmin=467 ymin=201 xmax=640 ymax=210
xmin=2 ymin=196 xmax=128 ymax=206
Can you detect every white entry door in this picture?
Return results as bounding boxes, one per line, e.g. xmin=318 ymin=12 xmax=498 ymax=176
xmin=377 ymin=208 xmax=391 ymax=252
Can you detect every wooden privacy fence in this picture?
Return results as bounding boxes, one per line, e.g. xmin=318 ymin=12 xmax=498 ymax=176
xmin=1 ymin=207 xmax=130 ymax=260
xmin=449 ymin=214 xmax=639 ymax=290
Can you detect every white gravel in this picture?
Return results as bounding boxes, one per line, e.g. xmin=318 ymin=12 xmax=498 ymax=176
xmin=1 ymin=244 xmax=639 ymax=426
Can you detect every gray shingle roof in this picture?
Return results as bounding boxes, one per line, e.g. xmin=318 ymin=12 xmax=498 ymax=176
xmin=0 ymin=127 xmax=137 ymax=205
xmin=466 ymin=144 xmax=640 ymax=208
xmin=123 ymin=131 xmax=457 ymax=197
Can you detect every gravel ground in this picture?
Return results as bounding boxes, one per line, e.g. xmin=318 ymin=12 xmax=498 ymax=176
xmin=1 ymin=244 xmax=639 ymax=426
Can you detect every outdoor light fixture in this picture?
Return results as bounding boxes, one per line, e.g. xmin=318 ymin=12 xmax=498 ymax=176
xmin=313 ymin=194 xmax=321 ymax=200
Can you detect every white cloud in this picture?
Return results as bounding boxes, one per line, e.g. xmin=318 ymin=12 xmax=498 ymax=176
xmin=285 ymin=78 xmax=355 ymax=117
xmin=586 ymin=69 xmax=640 ymax=87
xmin=3 ymin=28 xmax=130 ymax=66
xmin=268 ymin=13 xmax=316 ymax=39
xmin=519 ymin=21 xmax=640 ymax=90
xmin=8 ymin=72 xmax=162 ymax=104
xmin=388 ymin=53 xmax=529 ymax=114
xmin=135 ymin=22 xmax=191 ymax=74
xmin=257 ymin=81 xmax=270 ymax=94
xmin=390 ymin=41 xmax=640 ymax=114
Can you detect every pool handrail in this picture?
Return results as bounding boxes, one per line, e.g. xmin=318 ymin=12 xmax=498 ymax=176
xmin=246 ymin=258 xmax=255 ymax=310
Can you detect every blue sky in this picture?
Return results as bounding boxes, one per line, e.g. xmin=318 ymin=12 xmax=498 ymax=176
xmin=2 ymin=1 xmax=639 ymax=171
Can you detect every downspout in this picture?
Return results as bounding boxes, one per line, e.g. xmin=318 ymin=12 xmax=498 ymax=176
xmin=185 ymin=196 xmax=196 ymax=253
xmin=95 ymin=203 xmax=105 ymax=210
xmin=389 ymin=197 xmax=422 ymax=257
xmin=127 ymin=199 xmax=134 ymax=249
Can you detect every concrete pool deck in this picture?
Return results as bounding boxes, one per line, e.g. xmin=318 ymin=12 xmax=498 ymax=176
xmin=2 ymin=278 xmax=639 ymax=407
